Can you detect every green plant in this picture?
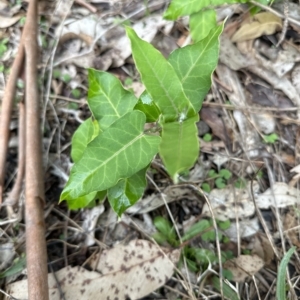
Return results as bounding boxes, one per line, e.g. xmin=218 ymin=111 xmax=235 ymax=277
xmin=153 ymin=217 xmax=237 ymax=298
xmin=153 ymin=217 xmax=232 ymax=269
xmin=276 ymin=247 xmax=296 ymax=300
xmin=0 ymin=38 xmax=9 ymax=57
xmin=203 ymin=133 xmax=212 ymax=142
xmin=71 ymin=88 xmax=81 ymax=98
xmin=60 ymin=22 xmax=223 ymax=214
xmin=60 ymin=0 xmax=272 ymax=215
xmin=202 ymin=168 xmax=232 ymax=190
xmin=263 ymin=133 xmax=279 ymax=144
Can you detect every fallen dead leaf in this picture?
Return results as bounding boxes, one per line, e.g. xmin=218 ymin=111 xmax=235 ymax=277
xmin=224 ymin=218 xmax=260 ymax=241
xmin=7 ymin=240 xmax=180 ymax=300
xmin=202 ymin=182 xmax=260 ymax=221
xmin=127 ymin=186 xmax=198 ymax=214
xmin=283 ymin=209 xmax=300 ymax=248
xmin=255 ymin=182 xmax=298 ymax=209
xmin=251 ymin=234 xmax=275 ymax=265
xmin=0 ymin=13 xmax=23 ymax=28
xmin=231 ymin=12 xmax=282 ymax=42
xmin=224 ymin=254 xmax=264 ymax=282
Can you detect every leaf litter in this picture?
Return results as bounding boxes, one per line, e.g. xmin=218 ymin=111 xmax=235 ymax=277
xmin=2 ymin=0 xmax=300 ymax=299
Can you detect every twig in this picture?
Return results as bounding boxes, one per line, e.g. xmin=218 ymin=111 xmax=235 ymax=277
xmin=23 ymin=0 xmax=49 ymax=298
xmin=250 ymin=0 xmax=300 ymax=28
xmin=0 ymin=43 xmax=24 ymax=204
xmin=74 ymin=0 xmax=97 ymax=13
xmin=3 ymin=102 xmax=25 ymax=206
xmin=276 ymin=0 xmax=289 ymax=47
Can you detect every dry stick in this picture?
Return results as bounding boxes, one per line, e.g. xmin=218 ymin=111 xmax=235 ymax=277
xmin=74 ymin=0 xmax=97 ymax=13
xmin=23 ymin=0 xmax=49 ymax=299
xmin=250 ymin=0 xmax=300 ymax=28
xmin=4 ymin=102 xmax=25 ymax=206
xmin=0 ymin=44 xmax=24 ymax=204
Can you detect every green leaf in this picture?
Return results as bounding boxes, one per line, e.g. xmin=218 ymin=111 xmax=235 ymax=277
xmin=263 ymin=133 xmax=278 ymax=144
xmin=71 ymin=118 xmax=100 ymax=163
xmin=215 ymin=177 xmax=226 ymax=189
xmin=203 ymin=133 xmax=212 ymax=142
xmin=163 ymin=0 xmax=245 ymax=20
xmin=126 ymin=27 xmax=195 ymax=123
xmin=182 ymin=219 xmax=210 ymax=242
xmin=134 ymin=90 xmax=161 ymax=122
xmin=189 ymin=9 xmax=217 ymax=42
xmin=193 ymin=248 xmax=218 ymax=264
xmin=218 ymin=219 xmax=231 ymax=230
xmin=212 ymin=276 xmax=239 ymax=300
xmin=60 ymin=111 xmax=161 ymax=201
xmin=159 ymin=114 xmax=199 ymax=181
xmin=66 ymin=191 xmax=98 ymax=210
xmin=208 ymin=169 xmax=218 ymax=178
xmin=88 ymin=69 xmax=138 ymax=130
xmin=108 ymin=167 xmax=147 ymax=216
xmin=202 ymin=230 xmax=216 ymax=241
xmin=168 ymin=25 xmax=223 ymax=112
xmin=219 ymin=169 xmax=232 ymax=180
xmin=201 ymin=182 xmax=211 ymax=193
xmin=0 ymin=256 xmax=26 ymax=279
xmin=234 ymin=178 xmax=247 ymax=188
xmin=154 ymin=216 xmax=178 ymax=246
xmin=276 ymin=246 xmax=296 ymax=300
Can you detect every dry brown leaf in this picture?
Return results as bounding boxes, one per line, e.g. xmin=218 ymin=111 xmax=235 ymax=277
xmin=231 ymin=12 xmax=282 ymax=42
xmin=224 ymin=254 xmax=264 ymax=282
xmin=283 ymin=210 xmax=300 ymax=248
xmin=0 ymin=13 xmax=23 ymax=28
xmin=7 ymin=240 xmax=180 ymax=300
xmin=251 ymin=234 xmax=274 ymax=265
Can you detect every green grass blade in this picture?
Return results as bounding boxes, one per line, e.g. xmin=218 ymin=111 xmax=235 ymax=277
xmin=276 ymin=246 xmax=296 ymax=299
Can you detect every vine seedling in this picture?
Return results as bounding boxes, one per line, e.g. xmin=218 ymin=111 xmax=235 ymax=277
xmin=60 ymin=23 xmax=223 ymax=215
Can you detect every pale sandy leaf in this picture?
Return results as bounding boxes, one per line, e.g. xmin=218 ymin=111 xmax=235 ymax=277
xmin=0 ymin=13 xmax=22 ymax=28
xmin=256 ymin=182 xmax=298 ymax=209
xmin=224 ymin=255 xmax=264 ymax=282
xmin=203 ymin=182 xmax=260 ymax=221
xmin=232 ymin=12 xmax=282 ymax=42
xmin=7 ymin=240 xmax=180 ymax=300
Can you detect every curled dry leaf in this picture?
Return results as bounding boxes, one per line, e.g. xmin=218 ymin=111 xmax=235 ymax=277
xmin=7 ymin=240 xmax=180 ymax=300
xmin=231 ymin=12 xmax=282 ymax=42
xmin=224 ymin=254 xmax=264 ymax=282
